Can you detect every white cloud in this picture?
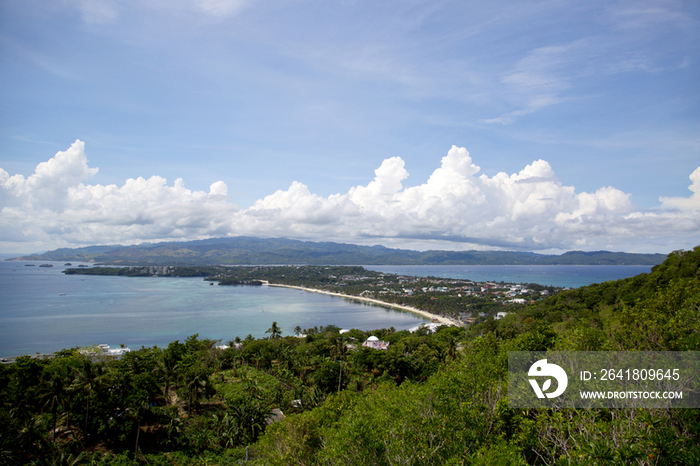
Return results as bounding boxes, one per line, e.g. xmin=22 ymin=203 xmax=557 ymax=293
xmin=482 ymin=0 xmax=696 ymax=125
xmin=659 ymin=167 xmax=700 ymax=211
xmin=482 ymin=42 xmax=577 ymax=125
xmin=1 ymin=141 xmax=698 ymax=253
xmin=0 ymin=140 xmax=237 ymax=247
xmin=236 ymin=145 xmax=697 ymax=252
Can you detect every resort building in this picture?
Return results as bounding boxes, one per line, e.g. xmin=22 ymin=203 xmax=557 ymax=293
xmin=362 ymin=336 xmax=389 ymax=350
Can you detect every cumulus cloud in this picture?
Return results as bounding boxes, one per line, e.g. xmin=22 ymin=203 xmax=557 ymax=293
xmin=659 ymin=168 xmax=700 ymax=211
xmin=233 ymin=144 xmax=697 ymax=251
xmin=0 ymin=140 xmax=237 ymax=247
xmin=1 ymin=141 xmax=698 ymax=253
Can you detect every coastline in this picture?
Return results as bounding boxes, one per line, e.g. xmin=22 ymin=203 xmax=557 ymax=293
xmin=265 ymin=282 xmax=462 ymax=327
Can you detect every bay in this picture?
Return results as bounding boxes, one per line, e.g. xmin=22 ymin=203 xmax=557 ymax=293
xmin=0 ymin=261 xmax=428 ymax=357
xmin=364 ymin=264 xmax=654 ymax=288
xmin=1 ymin=261 xmax=654 ymax=357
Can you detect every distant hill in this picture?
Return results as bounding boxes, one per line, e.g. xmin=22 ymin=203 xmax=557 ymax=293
xmin=9 ymin=236 xmax=667 ymax=266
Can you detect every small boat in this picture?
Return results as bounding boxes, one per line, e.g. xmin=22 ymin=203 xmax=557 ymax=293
xmin=39 ymin=264 xmax=54 ymax=268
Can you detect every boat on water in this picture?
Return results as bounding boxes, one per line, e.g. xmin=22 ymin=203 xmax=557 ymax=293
xmin=39 ymin=264 xmax=53 ymax=268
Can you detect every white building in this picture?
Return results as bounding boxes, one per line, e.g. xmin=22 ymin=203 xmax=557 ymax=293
xmin=362 ymin=336 xmax=389 ymax=350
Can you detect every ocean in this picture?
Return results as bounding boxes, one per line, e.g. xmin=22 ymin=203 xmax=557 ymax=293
xmin=0 ymin=261 xmax=430 ymax=356
xmin=0 ymin=261 xmax=653 ymax=356
xmin=364 ymin=264 xmax=653 ymax=289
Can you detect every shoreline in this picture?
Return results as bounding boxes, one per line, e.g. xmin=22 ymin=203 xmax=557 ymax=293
xmin=265 ymin=282 xmax=462 ymax=327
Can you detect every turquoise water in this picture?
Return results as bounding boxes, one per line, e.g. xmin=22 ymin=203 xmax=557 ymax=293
xmin=364 ymin=265 xmax=653 ymax=288
xmin=1 ymin=261 xmax=654 ymax=356
xmin=0 ymin=261 xmax=429 ymax=356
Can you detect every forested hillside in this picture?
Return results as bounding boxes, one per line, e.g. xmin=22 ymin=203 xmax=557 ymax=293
xmin=1 ymin=246 xmax=698 ymax=465
xmin=13 ymin=236 xmax=667 ymax=266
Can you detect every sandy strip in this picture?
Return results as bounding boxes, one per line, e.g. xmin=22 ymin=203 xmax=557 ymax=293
xmin=263 ymin=282 xmax=461 ymax=327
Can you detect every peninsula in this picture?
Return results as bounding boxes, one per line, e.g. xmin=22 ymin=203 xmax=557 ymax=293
xmin=63 ymin=264 xmax=560 ymax=326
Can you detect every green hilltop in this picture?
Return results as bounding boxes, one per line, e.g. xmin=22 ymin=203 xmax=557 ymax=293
xmin=11 ymin=236 xmax=667 ymax=265
xmin=1 ymin=245 xmax=698 ymax=464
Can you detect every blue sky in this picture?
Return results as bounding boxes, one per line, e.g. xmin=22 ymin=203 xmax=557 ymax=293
xmin=0 ymin=0 xmax=698 ymax=254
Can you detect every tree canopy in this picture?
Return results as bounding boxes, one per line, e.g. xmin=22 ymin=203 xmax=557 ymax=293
xmin=1 ymin=245 xmax=698 ymax=465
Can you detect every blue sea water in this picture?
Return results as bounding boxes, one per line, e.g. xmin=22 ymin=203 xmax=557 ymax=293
xmin=0 ymin=261 xmax=653 ymax=356
xmin=364 ymin=264 xmax=653 ymax=289
xmin=0 ymin=261 xmax=429 ymax=356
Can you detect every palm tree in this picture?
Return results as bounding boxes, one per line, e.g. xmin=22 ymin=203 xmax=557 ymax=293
xmin=277 ymin=344 xmax=294 ymax=371
xmin=182 ymin=364 xmax=212 ymax=416
xmin=230 ymin=349 xmax=243 ymax=377
xmin=153 ymin=354 xmax=180 ymax=400
xmin=252 ymin=351 xmax=264 ymax=370
xmin=443 ymin=336 xmax=457 ymax=361
xmin=15 ymin=414 xmax=48 ymax=458
xmin=128 ymin=401 xmax=151 ymax=459
xmin=40 ymin=369 xmax=68 ymax=443
xmin=331 ymin=336 xmax=348 ymax=361
xmin=69 ymin=360 xmax=104 ymax=438
xmin=266 ymin=321 xmax=282 ymax=340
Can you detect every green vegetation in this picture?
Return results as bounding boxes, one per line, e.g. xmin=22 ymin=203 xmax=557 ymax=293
xmin=2 ymin=246 xmax=698 ymax=465
xmin=13 ymin=236 xmax=667 ymax=265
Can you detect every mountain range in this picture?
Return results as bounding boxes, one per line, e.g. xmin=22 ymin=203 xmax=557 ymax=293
xmin=9 ymin=236 xmax=668 ymax=266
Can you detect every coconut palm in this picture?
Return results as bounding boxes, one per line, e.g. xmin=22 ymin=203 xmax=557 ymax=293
xmin=153 ymin=354 xmax=180 ymax=399
xmin=40 ymin=369 xmax=68 ymax=443
xmin=330 ymin=336 xmax=348 ymax=361
xmin=265 ymin=321 xmax=282 ymax=340
xmin=127 ymin=401 xmax=151 ymax=458
xmin=69 ymin=360 xmax=105 ymax=438
xmin=181 ymin=364 xmax=213 ymax=416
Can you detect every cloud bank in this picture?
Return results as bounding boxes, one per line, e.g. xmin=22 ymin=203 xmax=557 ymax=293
xmin=1 ymin=141 xmax=698 ymax=253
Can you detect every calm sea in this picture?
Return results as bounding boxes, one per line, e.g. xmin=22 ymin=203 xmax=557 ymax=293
xmin=0 ymin=261 xmax=429 ymax=357
xmin=0 ymin=261 xmax=652 ymax=356
xmin=364 ymin=264 xmax=653 ymax=289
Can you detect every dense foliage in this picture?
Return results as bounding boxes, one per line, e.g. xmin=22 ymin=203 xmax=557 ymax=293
xmin=2 ymin=246 xmax=698 ymax=465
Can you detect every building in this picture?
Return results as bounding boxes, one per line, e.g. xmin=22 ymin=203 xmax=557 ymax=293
xmin=362 ymin=336 xmax=389 ymax=350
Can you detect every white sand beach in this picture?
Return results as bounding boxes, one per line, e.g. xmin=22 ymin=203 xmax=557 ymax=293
xmin=264 ymin=282 xmax=461 ymax=327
